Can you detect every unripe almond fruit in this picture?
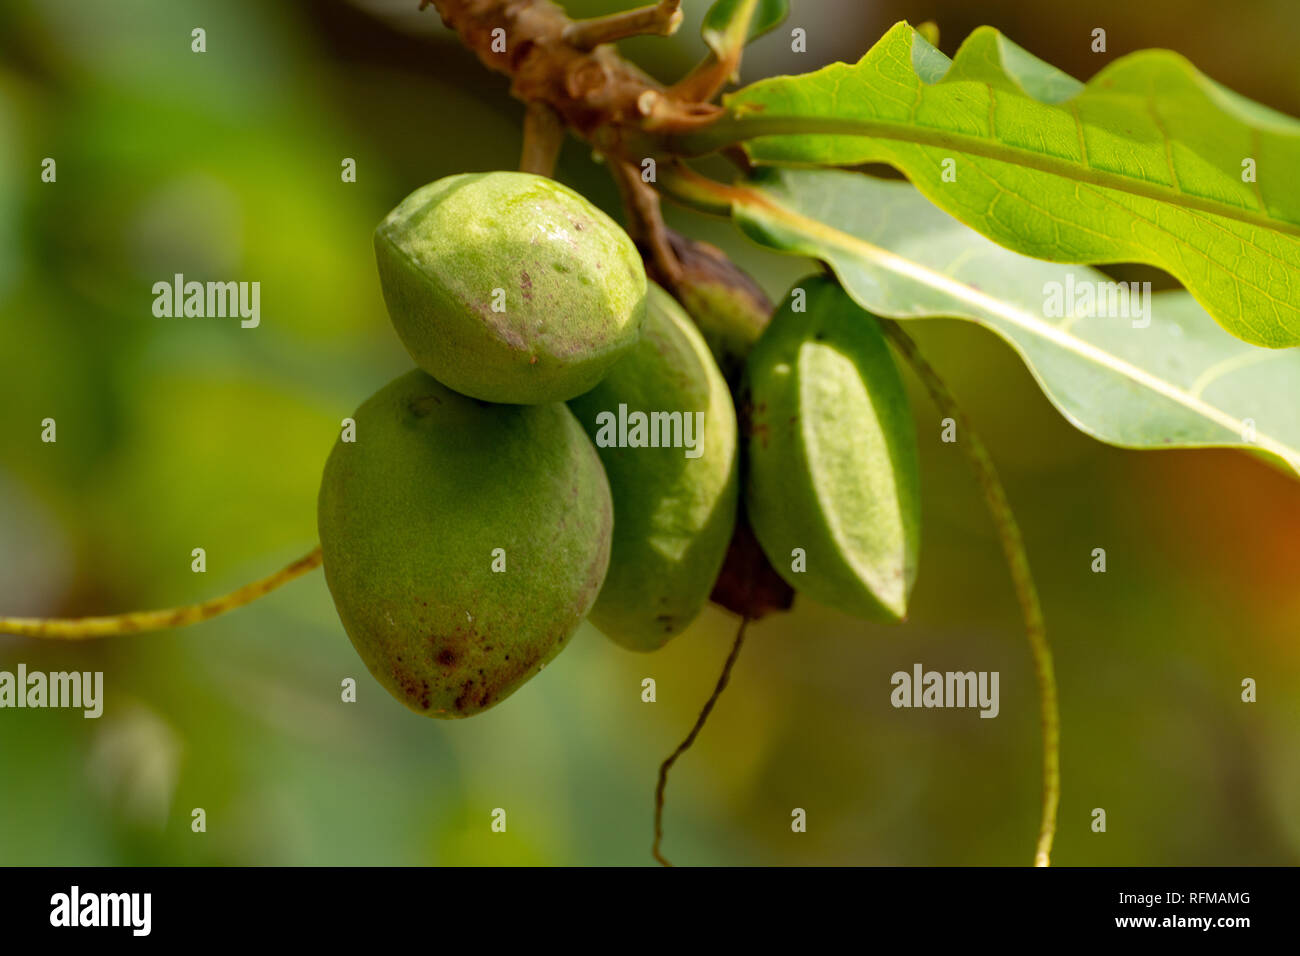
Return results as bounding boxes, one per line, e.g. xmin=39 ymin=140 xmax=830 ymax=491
xmin=317 ymin=369 xmax=612 ymax=717
xmin=374 ymin=171 xmax=647 ymax=404
xmin=570 ymin=283 xmax=739 ymax=651
xmin=744 ymin=276 xmax=921 ymax=622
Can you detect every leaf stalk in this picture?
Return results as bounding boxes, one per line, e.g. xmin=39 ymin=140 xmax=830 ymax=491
xmin=0 ymin=548 xmax=323 ymax=640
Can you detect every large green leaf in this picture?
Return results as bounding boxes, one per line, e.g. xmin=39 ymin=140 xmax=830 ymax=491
xmin=705 ymin=22 xmax=1300 ymax=349
xmin=720 ymin=167 xmax=1300 ymax=475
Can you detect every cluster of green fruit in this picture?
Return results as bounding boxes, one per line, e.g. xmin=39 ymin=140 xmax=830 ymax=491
xmin=317 ymin=171 xmax=919 ymax=718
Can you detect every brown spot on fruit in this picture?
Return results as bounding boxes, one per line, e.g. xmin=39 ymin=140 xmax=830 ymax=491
xmin=454 ymin=680 xmax=474 ymax=712
xmin=407 ymin=393 xmax=441 ymax=418
xmin=319 ymin=368 xmax=615 ymax=718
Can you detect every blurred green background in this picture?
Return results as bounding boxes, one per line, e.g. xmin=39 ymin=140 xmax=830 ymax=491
xmin=1 ymin=0 xmax=1297 ymax=865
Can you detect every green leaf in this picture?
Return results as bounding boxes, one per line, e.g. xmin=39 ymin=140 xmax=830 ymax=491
xmin=714 ymin=22 xmax=1300 ymax=349
xmin=724 ymin=167 xmax=1300 ymax=475
xmin=701 ymin=0 xmax=787 ymax=60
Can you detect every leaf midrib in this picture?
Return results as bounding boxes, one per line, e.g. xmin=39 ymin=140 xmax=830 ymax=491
xmin=735 ymin=183 xmax=1299 ymax=467
xmin=682 ymin=114 xmax=1300 ymax=240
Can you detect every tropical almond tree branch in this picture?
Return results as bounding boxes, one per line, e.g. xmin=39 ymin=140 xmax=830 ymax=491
xmin=425 ymin=0 xmax=720 ymax=155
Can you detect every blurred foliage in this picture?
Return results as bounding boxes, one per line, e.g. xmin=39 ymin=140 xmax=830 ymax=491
xmin=0 ymin=0 xmax=1297 ymax=865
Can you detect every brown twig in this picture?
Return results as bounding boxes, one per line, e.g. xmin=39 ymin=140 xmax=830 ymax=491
xmin=562 ymin=0 xmax=683 ymax=50
xmin=670 ymin=53 xmax=742 ymax=104
xmin=609 ymin=157 xmax=682 ymax=283
xmin=427 ymin=0 xmax=720 ymax=160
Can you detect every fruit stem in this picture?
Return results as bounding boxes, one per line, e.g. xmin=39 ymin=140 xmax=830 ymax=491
xmin=652 ymin=611 xmax=751 ymax=867
xmin=881 ymin=321 xmax=1060 ymax=868
xmin=610 ymin=157 xmax=683 ymax=283
xmin=519 ymin=101 xmax=565 ymax=177
xmin=0 ymin=547 xmax=323 ymax=641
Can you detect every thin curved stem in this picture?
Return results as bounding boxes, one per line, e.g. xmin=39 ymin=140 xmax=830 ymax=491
xmin=610 ymin=157 xmax=682 ymax=283
xmin=0 ymin=547 xmax=323 ymax=640
xmin=652 ymin=612 xmax=751 ymax=867
xmin=881 ymin=321 xmax=1060 ymax=868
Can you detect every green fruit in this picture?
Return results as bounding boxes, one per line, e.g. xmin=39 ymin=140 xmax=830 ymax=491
xmin=374 ymin=171 xmax=647 ymax=405
xmin=569 ymin=284 xmax=739 ymax=651
xmin=744 ymin=277 xmax=920 ymax=622
xmin=317 ymin=369 xmax=612 ymax=717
